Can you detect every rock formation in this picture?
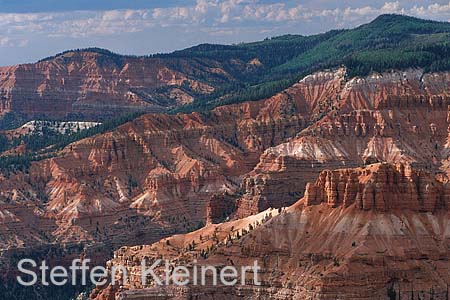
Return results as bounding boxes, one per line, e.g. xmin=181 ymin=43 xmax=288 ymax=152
xmin=235 ymin=68 xmax=450 ymax=218
xmin=304 ymin=163 xmax=448 ymax=211
xmin=93 ymin=163 xmax=450 ymax=300
xmin=0 ymin=49 xmax=256 ymax=120
xmin=1 ymin=68 xmax=450 ymax=299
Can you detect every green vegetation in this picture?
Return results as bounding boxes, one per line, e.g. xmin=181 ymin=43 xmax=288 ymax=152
xmin=0 ymin=112 xmax=28 ymax=130
xmin=171 ymin=14 xmax=450 ymax=112
xmin=2 ymin=14 xmax=450 ymax=172
xmin=38 ymin=47 xmax=127 ymax=68
xmin=39 ymin=15 xmax=450 ymax=113
xmin=0 ymin=112 xmax=143 ymax=172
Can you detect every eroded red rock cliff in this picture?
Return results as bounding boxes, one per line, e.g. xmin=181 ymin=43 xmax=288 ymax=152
xmin=94 ymin=163 xmax=450 ymax=300
xmin=0 ymin=49 xmax=256 ymax=119
xmin=1 ymin=68 xmax=450 ymax=300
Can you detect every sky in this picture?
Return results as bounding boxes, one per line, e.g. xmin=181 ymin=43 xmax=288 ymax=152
xmin=1 ymin=0 xmax=450 ymax=66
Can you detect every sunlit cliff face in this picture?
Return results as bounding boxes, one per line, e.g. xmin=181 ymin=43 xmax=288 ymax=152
xmin=2 ymin=67 xmax=450 ymax=299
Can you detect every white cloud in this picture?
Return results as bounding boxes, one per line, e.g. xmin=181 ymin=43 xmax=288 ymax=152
xmin=381 ymin=1 xmax=402 ymax=13
xmin=0 ymin=36 xmax=29 ymax=48
xmin=0 ymin=1 xmax=450 ymax=50
xmin=0 ymin=10 xmax=154 ymax=38
xmin=1 ymin=1 xmax=450 ymax=39
xmin=0 ymin=37 xmax=12 ymax=47
xmin=411 ymin=2 xmax=450 ymax=17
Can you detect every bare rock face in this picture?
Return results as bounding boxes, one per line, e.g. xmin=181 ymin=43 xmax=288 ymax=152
xmin=0 ymin=50 xmax=254 ymax=120
xmin=0 ymin=78 xmax=313 ymax=276
xmin=4 ymin=68 xmax=450 ymax=259
xmin=304 ymin=163 xmax=446 ymax=211
xmin=2 ymin=68 xmax=450 ymax=299
xmin=93 ymin=163 xmax=450 ymax=300
xmin=234 ymin=68 xmax=450 ymax=218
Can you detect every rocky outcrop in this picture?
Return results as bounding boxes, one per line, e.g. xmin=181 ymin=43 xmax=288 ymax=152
xmin=93 ymin=163 xmax=450 ymax=300
xmin=0 ymin=75 xmax=314 ymax=275
xmin=4 ymin=67 xmax=445 ymax=228
xmin=2 ymin=68 xmax=450 ymax=299
xmin=304 ymin=162 xmax=448 ymax=211
xmin=0 ymin=49 xmax=255 ymax=120
xmin=234 ymin=69 xmax=450 ymax=218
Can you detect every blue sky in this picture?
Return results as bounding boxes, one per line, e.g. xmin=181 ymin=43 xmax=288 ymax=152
xmin=1 ymin=0 xmax=450 ymax=66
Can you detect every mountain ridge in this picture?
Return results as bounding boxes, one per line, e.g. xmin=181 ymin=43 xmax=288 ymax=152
xmin=1 ymin=64 xmax=450 ymax=299
xmin=1 ymin=14 xmax=450 ymax=122
xmin=31 ymin=14 xmax=450 ymax=65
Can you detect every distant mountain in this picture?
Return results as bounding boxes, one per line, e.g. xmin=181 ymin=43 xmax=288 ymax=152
xmin=3 ymin=65 xmax=450 ymax=300
xmin=0 ymin=14 xmax=449 ymax=122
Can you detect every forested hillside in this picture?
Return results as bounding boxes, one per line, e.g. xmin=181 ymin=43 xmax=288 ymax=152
xmin=3 ymin=14 xmax=450 ymax=115
xmin=169 ymin=14 xmax=450 ymax=111
xmin=1 ymin=14 xmax=450 ymax=170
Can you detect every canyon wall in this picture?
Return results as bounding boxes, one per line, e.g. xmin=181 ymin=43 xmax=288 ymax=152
xmin=0 ymin=50 xmax=256 ymax=120
xmin=95 ymin=163 xmax=450 ymax=300
xmin=235 ymin=69 xmax=450 ymax=218
xmin=1 ymin=68 xmax=450 ymax=299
